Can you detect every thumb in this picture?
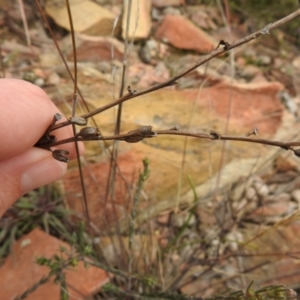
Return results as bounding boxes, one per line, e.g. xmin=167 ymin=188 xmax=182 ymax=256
xmin=0 ymin=148 xmax=67 ymax=217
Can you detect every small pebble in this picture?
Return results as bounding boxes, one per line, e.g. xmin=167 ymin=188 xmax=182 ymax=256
xmin=245 ymin=187 xmax=258 ymax=201
xmin=170 ymin=212 xmax=196 ymax=228
xmin=253 ymin=180 xmax=269 ymax=198
xmin=34 ymin=77 xmax=45 ymax=87
xmin=257 ymin=55 xmax=272 ymax=66
xmin=47 ymin=72 xmax=60 ymax=85
xmin=226 ymin=231 xmax=243 ymax=252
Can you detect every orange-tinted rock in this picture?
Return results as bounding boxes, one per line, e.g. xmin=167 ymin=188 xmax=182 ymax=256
xmin=62 ymin=81 xmax=285 ymax=231
xmin=45 ymin=0 xmax=118 ymax=36
xmin=0 ymin=228 xmax=110 ymax=300
xmin=68 ymin=38 xmax=124 ymax=62
xmin=155 ymin=15 xmax=215 ymax=53
xmin=182 ymin=81 xmax=284 ymax=135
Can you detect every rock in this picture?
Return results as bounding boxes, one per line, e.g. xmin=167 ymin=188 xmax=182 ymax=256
xmin=122 ymin=0 xmax=151 ymax=40
xmin=292 ymin=56 xmax=300 ymax=68
xmin=68 ymin=37 xmax=124 ymax=62
xmin=0 ymin=228 xmax=110 ymax=300
xmin=196 ymin=205 xmax=216 ymax=229
xmin=245 ymin=187 xmax=258 ymax=201
xmin=240 ymin=65 xmax=261 ymax=80
xmin=187 ymin=5 xmax=218 ymax=30
xmin=152 ymin=0 xmax=185 ymax=7
xmin=59 ymin=81 xmax=285 ymax=230
xmin=170 ymin=211 xmax=196 ymax=228
xmin=155 ymin=15 xmax=216 ymax=53
xmin=162 ymin=6 xmax=182 ymax=16
xmin=139 ymin=39 xmax=168 ymax=64
xmin=226 ymin=230 xmax=243 ymax=252
xmin=129 ymin=62 xmax=170 ymax=87
xmin=257 ymin=55 xmax=272 ymax=66
xmin=230 ymin=177 xmax=255 ymax=202
xmin=156 ymin=210 xmax=171 ymax=225
xmin=291 ymin=189 xmax=300 ymax=203
xmin=45 ymin=0 xmax=119 ymax=36
xmin=248 ymin=201 xmax=297 ymax=223
xmin=273 ymin=155 xmax=299 ymax=173
xmin=251 ymin=74 xmax=269 ymax=83
xmin=253 ymin=180 xmax=269 ymax=198
xmin=47 ymin=71 xmax=61 ymax=86
xmin=139 ymin=39 xmax=159 ymax=64
xmin=34 ymin=77 xmax=45 ymax=87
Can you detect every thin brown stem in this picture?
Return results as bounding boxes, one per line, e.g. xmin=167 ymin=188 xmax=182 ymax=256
xmin=38 ymin=128 xmax=300 ymax=152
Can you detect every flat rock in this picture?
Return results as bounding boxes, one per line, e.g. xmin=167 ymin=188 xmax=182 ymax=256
xmin=122 ymin=0 xmax=151 ymax=39
xmin=60 ymin=81 xmax=286 ymax=231
xmin=155 ymin=14 xmax=216 ymax=53
xmin=0 ymin=228 xmax=110 ymax=300
xmin=45 ymin=0 xmax=119 ymax=36
xmin=67 ymin=37 xmax=124 ymax=62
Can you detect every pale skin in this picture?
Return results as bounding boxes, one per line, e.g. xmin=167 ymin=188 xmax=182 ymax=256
xmin=0 ymin=78 xmax=83 ymax=217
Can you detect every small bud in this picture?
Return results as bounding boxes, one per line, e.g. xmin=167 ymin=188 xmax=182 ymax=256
xmin=52 ymin=149 xmax=69 ymax=163
xmin=69 ymin=116 xmax=87 ymax=126
xmin=76 ymin=127 xmax=100 ymax=138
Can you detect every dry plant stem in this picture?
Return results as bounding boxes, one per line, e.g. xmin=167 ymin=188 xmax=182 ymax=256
xmin=105 ymin=0 xmax=133 ymax=203
xmin=48 ymin=7 xmax=300 ymax=134
xmin=65 ymin=0 xmax=90 ymax=223
xmin=18 ymin=0 xmax=31 ymax=46
xmin=39 ymin=129 xmax=299 ymax=152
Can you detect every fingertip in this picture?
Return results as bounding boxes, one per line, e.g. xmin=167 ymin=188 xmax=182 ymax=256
xmin=0 ymin=148 xmax=68 ymax=217
xmin=21 ymin=158 xmax=67 ymax=194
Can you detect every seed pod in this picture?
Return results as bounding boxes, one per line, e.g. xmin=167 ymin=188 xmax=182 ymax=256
xmin=76 ymin=127 xmax=100 ymax=138
xmin=52 ymin=149 xmax=69 ymax=163
xmin=50 ymin=113 xmax=62 ymax=126
xmin=69 ymin=116 xmax=87 ymax=126
xmin=54 ymin=113 xmax=62 ymax=121
xmin=124 ymin=125 xmax=157 ymax=143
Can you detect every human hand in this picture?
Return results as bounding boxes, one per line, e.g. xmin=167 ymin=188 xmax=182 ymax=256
xmin=0 ymin=78 xmax=82 ymax=216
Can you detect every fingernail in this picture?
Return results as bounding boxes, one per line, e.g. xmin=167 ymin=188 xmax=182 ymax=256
xmin=21 ymin=158 xmax=66 ymax=194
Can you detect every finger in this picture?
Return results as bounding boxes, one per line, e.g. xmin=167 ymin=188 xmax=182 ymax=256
xmin=0 ymin=78 xmax=83 ymax=161
xmin=0 ymin=147 xmax=67 ymax=217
